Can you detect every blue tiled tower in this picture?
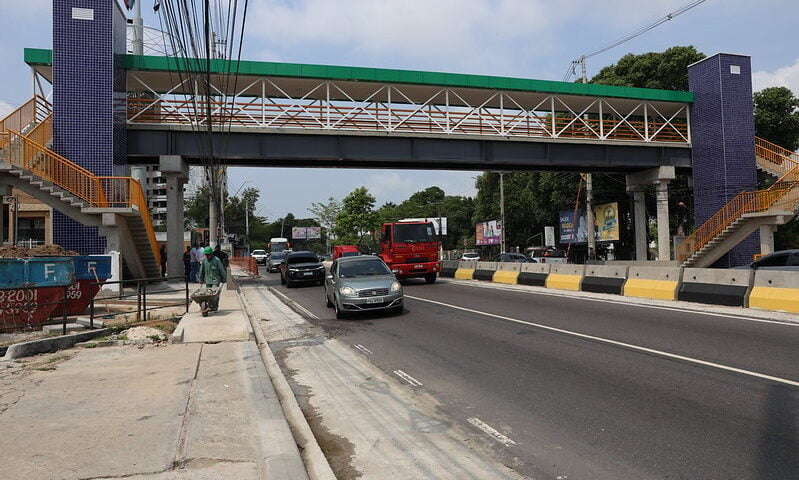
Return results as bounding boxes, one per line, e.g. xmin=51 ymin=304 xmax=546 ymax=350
xmin=688 ymin=53 xmax=758 ymax=267
xmin=52 ymin=1 xmax=128 ymax=254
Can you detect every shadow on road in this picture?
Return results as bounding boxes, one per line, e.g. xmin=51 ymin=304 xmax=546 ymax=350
xmin=757 ymin=384 xmax=799 ymax=478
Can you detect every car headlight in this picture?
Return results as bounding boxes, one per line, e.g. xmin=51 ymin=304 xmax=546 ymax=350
xmin=390 ymin=281 xmax=401 ymax=292
xmin=339 ymin=286 xmax=356 ymax=296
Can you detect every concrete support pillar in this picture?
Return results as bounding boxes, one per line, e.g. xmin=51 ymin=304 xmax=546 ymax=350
xmin=99 ymin=225 xmax=122 ymax=294
xmin=759 ymin=225 xmax=776 ymax=255
xmin=159 ymin=156 xmax=188 ymax=279
xmin=630 ymin=188 xmax=648 ymax=261
xmin=655 ymin=180 xmax=671 ymax=261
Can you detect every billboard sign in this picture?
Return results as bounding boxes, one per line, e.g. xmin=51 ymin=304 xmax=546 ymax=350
xmin=291 ymin=226 xmax=322 ymax=240
xmin=559 ymin=202 xmax=619 ymax=244
xmin=476 ymin=220 xmax=502 ymax=246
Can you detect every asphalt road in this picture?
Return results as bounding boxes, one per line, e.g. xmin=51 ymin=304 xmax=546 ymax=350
xmin=257 ymin=267 xmax=799 ymax=479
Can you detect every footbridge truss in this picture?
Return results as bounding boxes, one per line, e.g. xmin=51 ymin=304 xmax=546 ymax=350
xmin=27 ymin=49 xmax=692 ymax=170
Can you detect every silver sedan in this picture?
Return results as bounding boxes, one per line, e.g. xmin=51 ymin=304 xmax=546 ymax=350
xmin=325 ymin=256 xmax=403 ymax=319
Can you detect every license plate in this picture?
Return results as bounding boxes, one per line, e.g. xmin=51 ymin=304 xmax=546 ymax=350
xmin=303 ymin=271 xmax=314 ymax=276
xmin=366 ymin=297 xmax=383 ymax=304
xmin=414 ymin=264 xmax=424 ymax=269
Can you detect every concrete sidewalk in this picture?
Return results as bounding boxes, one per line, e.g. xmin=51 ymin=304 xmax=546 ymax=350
xmin=0 ymin=288 xmax=310 ymax=480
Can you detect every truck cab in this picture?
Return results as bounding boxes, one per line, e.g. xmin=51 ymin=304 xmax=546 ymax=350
xmin=379 ymin=222 xmax=441 ymax=283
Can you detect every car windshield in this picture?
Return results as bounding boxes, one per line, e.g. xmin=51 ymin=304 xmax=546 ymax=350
xmin=341 ymin=252 xmax=360 ymax=257
xmin=252 ymin=250 xmax=266 ymax=255
xmin=288 ymin=255 xmax=318 ymax=265
xmin=339 ymin=260 xmax=392 ymax=277
xmin=393 ymin=223 xmax=435 ymax=243
xmin=270 ymin=253 xmax=286 ymax=260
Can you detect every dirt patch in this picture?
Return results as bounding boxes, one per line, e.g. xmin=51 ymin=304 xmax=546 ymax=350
xmin=0 ymin=330 xmax=53 ymax=348
xmin=0 ymin=244 xmax=79 ymax=258
xmin=121 ymin=326 xmax=167 ymax=342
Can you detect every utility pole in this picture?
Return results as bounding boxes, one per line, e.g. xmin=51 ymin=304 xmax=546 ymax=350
xmin=245 ymin=198 xmax=249 ymax=238
xmin=132 ymin=0 xmax=143 ymax=55
xmin=499 ymin=172 xmax=505 ymax=254
xmin=579 ymin=66 xmax=596 ymax=260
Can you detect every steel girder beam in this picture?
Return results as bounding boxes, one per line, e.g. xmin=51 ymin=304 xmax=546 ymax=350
xmin=127 ymin=129 xmax=691 ymax=172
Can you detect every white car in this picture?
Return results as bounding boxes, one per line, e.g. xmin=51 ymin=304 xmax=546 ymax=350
xmin=460 ymin=252 xmax=480 ymax=261
xmin=251 ymin=249 xmax=268 ymax=265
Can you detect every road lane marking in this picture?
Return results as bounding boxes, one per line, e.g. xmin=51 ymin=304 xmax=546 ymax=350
xmin=354 ymin=344 xmax=373 ymax=355
xmin=467 ymin=417 xmax=517 ymax=446
xmin=438 ymin=279 xmax=799 ymax=328
xmin=393 ymin=369 xmax=423 ymax=386
xmin=407 ymin=295 xmax=799 ymax=388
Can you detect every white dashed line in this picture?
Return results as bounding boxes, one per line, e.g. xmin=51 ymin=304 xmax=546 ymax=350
xmin=353 ymin=344 xmax=373 ymax=355
xmin=406 ymin=295 xmax=799 ymax=388
xmin=467 ymin=417 xmax=517 ymax=446
xmin=393 ymin=369 xmax=423 ymax=386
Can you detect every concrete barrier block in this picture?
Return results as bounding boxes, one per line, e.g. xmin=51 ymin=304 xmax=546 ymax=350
xmin=550 ymin=264 xmax=586 ymax=276
xmin=493 ymin=270 xmax=520 ymax=285
xmin=476 ymin=262 xmax=498 ymax=271
xmin=581 ymin=265 xmax=629 ymax=295
xmin=454 ymin=267 xmax=475 ymax=280
xmin=518 ymin=263 xmax=551 ymax=286
xmin=545 ymin=265 xmax=584 ymax=291
xmin=521 ymin=263 xmax=551 ymax=274
xmin=473 ymin=262 xmax=498 ymax=281
xmin=440 ymin=260 xmax=459 ymax=278
xmin=678 ymin=268 xmax=750 ymax=307
xmin=749 ymin=270 xmax=799 ymax=313
xmin=624 ymin=266 xmax=681 ymax=300
xmin=496 ymin=262 xmax=522 ymax=272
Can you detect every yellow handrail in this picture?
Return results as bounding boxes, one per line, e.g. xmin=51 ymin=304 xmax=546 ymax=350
xmin=5 ymin=130 xmax=161 ymax=267
xmin=755 ymin=137 xmax=799 ymax=174
xmin=0 ymin=96 xmax=52 ymax=151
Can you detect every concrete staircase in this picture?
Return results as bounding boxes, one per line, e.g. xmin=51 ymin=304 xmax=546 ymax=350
xmin=679 ymin=138 xmax=799 ymax=267
xmin=0 ymin=97 xmax=161 ymax=279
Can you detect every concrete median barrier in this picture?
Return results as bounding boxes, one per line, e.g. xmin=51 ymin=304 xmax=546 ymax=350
xmin=518 ymin=263 xmax=551 ymax=286
xmin=440 ymin=260 xmax=459 ymax=278
xmin=582 ymin=265 xmax=629 ymax=295
xmin=454 ymin=260 xmax=477 ymax=280
xmin=623 ymin=266 xmax=681 ymax=300
xmin=678 ymin=268 xmax=751 ymax=307
xmin=546 ymin=264 xmax=585 ymax=291
xmin=473 ymin=262 xmax=498 ymax=281
xmin=493 ymin=262 xmax=521 ymax=284
xmin=748 ymin=270 xmax=799 ymax=313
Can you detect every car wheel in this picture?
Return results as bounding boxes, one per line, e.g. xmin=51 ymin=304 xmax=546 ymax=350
xmin=424 ymin=273 xmax=437 ymax=284
xmin=334 ymin=298 xmax=346 ymax=319
xmin=325 ymin=288 xmax=333 ymax=308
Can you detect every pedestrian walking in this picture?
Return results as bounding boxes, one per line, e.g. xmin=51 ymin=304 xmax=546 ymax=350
xmin=213 ymin=244 xmax=229 ymax=269
xmin=194 ymin=243 xmax=207 ymax=282
xmin=189 ymin=244 xmax=199 ymax=282
xmin=159 ymin=244 xmax=167 ymax=277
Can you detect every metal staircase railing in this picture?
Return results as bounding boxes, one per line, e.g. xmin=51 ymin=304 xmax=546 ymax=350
xmin=678 ymin=140 xmax=799 ymax=264
xmin=755 ymin=137 xmax=799 ymax=176
xmin=2 ymin=129 xmax=161 ymax=268
xmin=0 ymin=95 xmax=51 ymax=151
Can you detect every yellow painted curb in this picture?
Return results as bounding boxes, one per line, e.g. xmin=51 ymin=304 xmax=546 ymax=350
xmin=493 ymin=270 xmax=519 ymax=285
xmin=749 ymin=286 xmax=799 ymax=313
xmin=454 ymin=268 xmax=475 ymax=280
xmin=546 ymin=273 xmax=582 ymax=291
xmin=623 ymin=279 xmax=677 ymax=300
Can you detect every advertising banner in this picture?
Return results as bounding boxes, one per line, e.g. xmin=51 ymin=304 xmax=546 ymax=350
xmin=559 ymin=202 xmax=619 ymax=244
xmin=476 ymin=220 xmax=502 ymax=246
xmin=291 ymin=226 xmax=322 ymax=240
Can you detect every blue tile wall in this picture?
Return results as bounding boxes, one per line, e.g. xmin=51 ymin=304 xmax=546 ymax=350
xmin=688 ymin=54 xmax=758 ymax=267
xmin=52 ymin=1 xmax=128 ymax=254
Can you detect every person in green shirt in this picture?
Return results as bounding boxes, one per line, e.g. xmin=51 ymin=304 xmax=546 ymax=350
xmin=197 ymin=246 xmax=226 ymax=311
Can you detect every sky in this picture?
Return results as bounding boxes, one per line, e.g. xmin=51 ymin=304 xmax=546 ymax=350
xmin=2 ymin=0 xmax=799 ymax=222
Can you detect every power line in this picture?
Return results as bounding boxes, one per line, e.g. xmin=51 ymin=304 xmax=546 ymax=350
xmin=563 ymin=0 xmax=710 ymax=82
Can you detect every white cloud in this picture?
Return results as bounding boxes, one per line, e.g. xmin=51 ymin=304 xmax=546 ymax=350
xmin=0 ymin=100 xmax=15 ymax=118
xmin=753 ymin=58 xmax=799 ymax=94
xmin=363 ymin=172 xmax=416 ymax=200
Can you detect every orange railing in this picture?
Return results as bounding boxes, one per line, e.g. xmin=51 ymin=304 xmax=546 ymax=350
xmin=0 ymin=96 xmax=51 ymax=150
xmin=677 ymin=144 xmax=799 ymax=263
xmin=25 ymin=113 xmax=53 ymax=147
xmin=755 ymin=137 xmax=799 ymax=174
xmin=4 ymin=130 xmax=160 ymax=267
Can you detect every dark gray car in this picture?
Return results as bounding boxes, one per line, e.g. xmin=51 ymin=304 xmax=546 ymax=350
xmin=325 ymin=256 xmax=403 ymax=319
xmin=267 ymin=252 xmax=286 ymax=272
xmin=747 ymin=249 xmax=799 ymax=270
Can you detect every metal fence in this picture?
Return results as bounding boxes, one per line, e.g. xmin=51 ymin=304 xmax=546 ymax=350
xmin=89 ymin=276 xmax=190 ymax=328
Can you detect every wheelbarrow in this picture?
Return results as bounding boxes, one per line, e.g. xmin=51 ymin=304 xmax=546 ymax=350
xmin=191 ymin=285 xmax=223 ymax=317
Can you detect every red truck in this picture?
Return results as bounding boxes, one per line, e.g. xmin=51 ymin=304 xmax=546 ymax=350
xmin=378 ymin=221 xmax=441 ymax=283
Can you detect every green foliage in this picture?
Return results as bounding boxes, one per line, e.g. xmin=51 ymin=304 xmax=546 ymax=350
xmin=334 ymin=187 xmax=380 ymax=245
xmin=754 ymin=86 xmax=799 ymax=151
xmin=589 ymin=45 xmax=705 ymax=91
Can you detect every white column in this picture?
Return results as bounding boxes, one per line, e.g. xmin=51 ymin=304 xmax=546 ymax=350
xmin=159 ymin=156 xmax=188 ymax=279
xmin=759 ymin=225 xmax=776 ymax=255
xmin=655 ymin=180 xmax=671 ymax=261
xmin=631 ymin=188 xmax=648 ymax=261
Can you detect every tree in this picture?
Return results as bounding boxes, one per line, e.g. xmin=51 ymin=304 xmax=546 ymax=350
xmin=334 ymin=187 xmax=380 ymax=246
xmin=754 ymin=86 xmax=799 ymax=151
xmin=308 ymin=197 xmax=342 ymax=254
xmin=590 ymin=45 xmax=705 ymax=91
